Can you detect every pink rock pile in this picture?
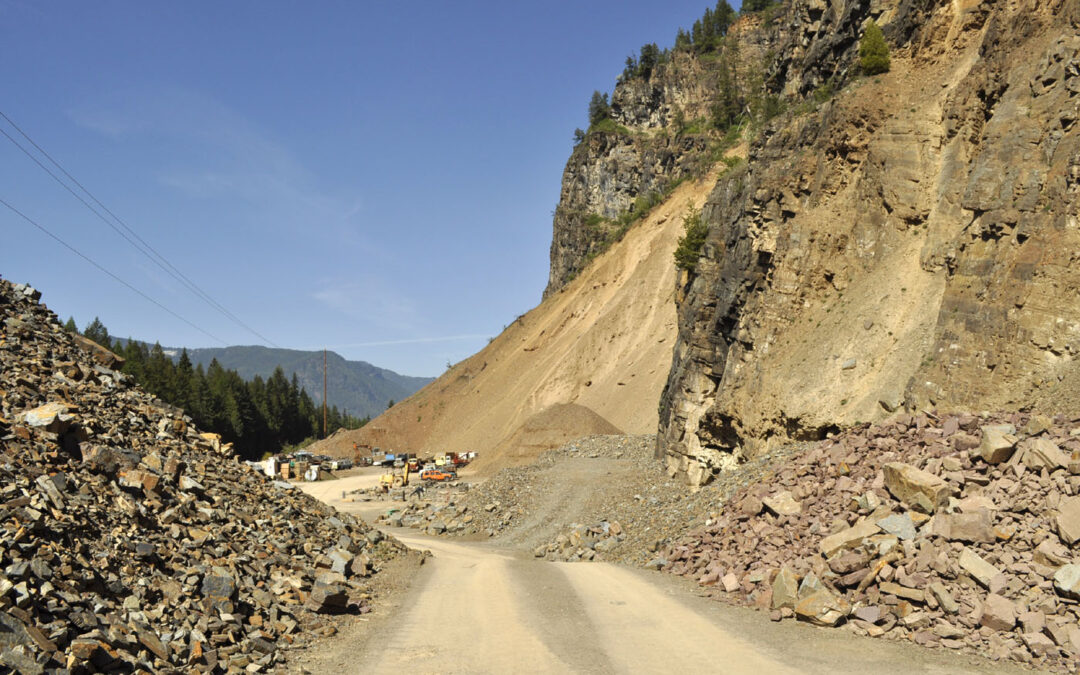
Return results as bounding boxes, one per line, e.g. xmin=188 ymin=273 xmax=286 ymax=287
xmin=661 ymin=411 xmax=1080 ymax=671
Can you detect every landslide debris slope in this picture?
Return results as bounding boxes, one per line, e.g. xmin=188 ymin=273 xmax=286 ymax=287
xmin=392 ymin=412 xmax=1080 ymax=670
xmin=338 ymin=170 xmax=720 ymax=473
xmin=336 ymin=16 xmax=745 ymax=470
xmin=658 ymin=0 xmax=1080 ymax=485
xmin=0 ymin=278 xmax=408 ymax=673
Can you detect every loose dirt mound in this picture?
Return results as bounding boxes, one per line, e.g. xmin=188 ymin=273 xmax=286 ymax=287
xmin=467 ymin=403 xmax=622 ymax=474
xmin=325 ymin=170 xmax=719 ymax=466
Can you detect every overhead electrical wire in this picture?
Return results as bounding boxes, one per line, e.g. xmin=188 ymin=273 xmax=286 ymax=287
xmin=0 ymin=110 xmax=281 ymax=348
xmin=0 ymin=197 xmax=226 ymax=345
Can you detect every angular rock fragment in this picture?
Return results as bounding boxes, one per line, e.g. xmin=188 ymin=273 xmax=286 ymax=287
xmin=978 ymin=425 xmax=1018 ymax=464
xmin=959 ymin=548 xmax=1002 ymax=590
xmin=771 ymin=566 xmax=799 ymax=609
xmin=795 ymin=591 xmax=850 ymax=627
xmin=1020 ymin=437 xmax=1070 ymax=472
xmin=932 ymin=510 xmax=994 ymax=543
xmin=763 ymin=490 xmax=802 ymax=517
xmin=1053 ymin=564 xmax=1080 ymax=600
xmin=1056 ymin=496 xmax=1080 ymax=545
xmin=819 ymin=518 xmax=881 ymax=557
xmin=883 ymin=463 xmax=951 ymax=513
xmin=980 ymin=594 xmax=1017 ymax=632
xmin=876 ymin=513 xmax=916 ymax=540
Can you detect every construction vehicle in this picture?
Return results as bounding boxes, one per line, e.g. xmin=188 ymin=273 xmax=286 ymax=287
xmin=379 ymin=464 xmax=411 ymax=492
xmin=352 ymin=441 xmax=371 ymax=460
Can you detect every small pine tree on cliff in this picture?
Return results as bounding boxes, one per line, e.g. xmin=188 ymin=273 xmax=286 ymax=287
xmin=859 ymin=20 xmax=890 ymax=75
xmin=674 ymin=205 xmax=708 ymax=272
xmin=588 ymin=90 xmax=611 ymax=127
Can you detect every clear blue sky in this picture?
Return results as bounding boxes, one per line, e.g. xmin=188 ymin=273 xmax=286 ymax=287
xmin=1 ymin=0 xmax=735 ymax=377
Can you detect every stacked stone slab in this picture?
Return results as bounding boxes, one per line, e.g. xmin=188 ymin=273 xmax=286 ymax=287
xmin=0 ymin=279 xmax=406 ymax=673
xmin=661 ymin=411 xmax=1080 ymax=671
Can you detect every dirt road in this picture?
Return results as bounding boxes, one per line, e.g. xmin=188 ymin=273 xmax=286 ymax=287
xmin=293 ymin=527 xmax=1031 ymax=675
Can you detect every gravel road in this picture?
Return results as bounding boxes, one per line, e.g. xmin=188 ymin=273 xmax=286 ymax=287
xmin=290 ymin=437 xmax=1037 ymax=674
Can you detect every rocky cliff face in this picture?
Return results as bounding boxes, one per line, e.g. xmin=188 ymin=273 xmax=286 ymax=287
xmin=546 ymin=133 xmax=707 ymax=295
xmin=545 ymin=57 xmax=717 ymax=297
xmin=658 ymin=0 xmax=1080 ymax=485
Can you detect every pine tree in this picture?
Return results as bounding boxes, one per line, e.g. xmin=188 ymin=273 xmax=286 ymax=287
xmin=175 ymin=349 xmax=194 ymax=412
xmin=638 ymin=43 xmax=660 ymax=79
xmin=741 ymin=0 xmax=773 ymax=13
xmin=700 ymin=8 xmax=715 ymax=49
xmin=588 ymin=91 xmax=611 ymax=127
xmin=83 ymin=317 xmax=110 ymax=347
xmin=674 ymin=205 xmax=709 ymax=272
xmin=859 ymin=20 xmax=890 ymax=75
xmin=675 ymin=28 xmax=691 ymax=51
xmin=713 ymin=1 xmax=736 ymax=35
xmin=710 ymin=45 xmax=741 ymax=130
xmin=63 ymin=317 xmax=77 ymax=333
xmin=691 ymin=19 xmax=704 ymax=48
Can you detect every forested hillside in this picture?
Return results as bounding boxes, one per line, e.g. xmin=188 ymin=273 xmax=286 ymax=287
xmin=182 ymin=345 xmax=431 ymax=420
xmin=71 ymin=317 xmax=366 ymax=458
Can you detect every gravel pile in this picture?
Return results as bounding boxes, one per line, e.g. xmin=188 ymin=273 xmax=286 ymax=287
xmin=0 ymin=279 xmax=407 ymax=673
xmin=661 ymin=412 xmax=1080 ymax=671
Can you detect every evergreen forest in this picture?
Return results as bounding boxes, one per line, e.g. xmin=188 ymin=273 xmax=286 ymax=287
xmin=70 ymin=317 xmax=368 ymax=460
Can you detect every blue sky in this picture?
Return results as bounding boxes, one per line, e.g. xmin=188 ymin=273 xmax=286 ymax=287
xmin=1 ymin=0 xmax=733 ymax=377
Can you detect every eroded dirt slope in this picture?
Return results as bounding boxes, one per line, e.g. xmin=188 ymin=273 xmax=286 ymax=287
xmin=321 ymin=171 xmax=719 ymax=473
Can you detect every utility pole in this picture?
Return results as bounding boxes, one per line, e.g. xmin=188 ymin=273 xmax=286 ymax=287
xmin=323 ymin=349 xmax=328 ymax=439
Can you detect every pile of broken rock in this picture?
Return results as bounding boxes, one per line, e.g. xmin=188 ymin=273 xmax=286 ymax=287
xmin=378 ymin=497 xmax=474 ymax=536
xmin=661 ymin=411 xmax=1080 ymax=671
xmin=0 ymin=279 xmax=406 ymax=673
xmin=532 ymin=521 xmax=626 ymax=562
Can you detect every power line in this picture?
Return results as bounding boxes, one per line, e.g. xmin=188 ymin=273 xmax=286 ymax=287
xmin=0 ymin=196 xmax=226 ymax=345
xmin=0 ymin=110 xmax=281 ymax=348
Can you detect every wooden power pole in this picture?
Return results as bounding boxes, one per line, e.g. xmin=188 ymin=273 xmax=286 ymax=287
xmin=323 ymin=349 xmax=328 ymax=438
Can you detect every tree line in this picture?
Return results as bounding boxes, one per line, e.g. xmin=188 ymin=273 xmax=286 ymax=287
xmin=576 ymin=1 xmax=783 ymax=145
xmin=70 ymin=317 xmax=368 ymax=460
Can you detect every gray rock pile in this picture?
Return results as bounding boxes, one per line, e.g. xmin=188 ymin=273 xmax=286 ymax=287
xmin=532 ymin=521 xmax=625 ymax=562
xmin=661 ymin=411 xmax=1080 ymax=671
xmin=0 ymin=279 xmax=406 ymax=673
xmin=377 ymin=497 xmax=474 ymax=536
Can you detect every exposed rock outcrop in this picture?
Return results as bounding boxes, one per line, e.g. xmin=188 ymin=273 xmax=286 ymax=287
xmin=658 ymin=0 xmax=1080 ymax=484
xmin=546 ymin=132 xmax=707 ymax=295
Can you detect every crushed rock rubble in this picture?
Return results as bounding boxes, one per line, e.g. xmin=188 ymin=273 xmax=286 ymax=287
xmin=660 ymin=412 xmax=1080 ymax=671
xmin=386 ymin=435 xmax=807 ymax=565
xmin=0 ymin=279 xmax=407 ymax=673
xmin=531 ymin=521 xmax=626 ymax=562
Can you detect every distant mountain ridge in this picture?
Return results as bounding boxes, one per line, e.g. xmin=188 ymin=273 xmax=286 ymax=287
xmin=173 ymin=346 xmax=432 ymax=420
